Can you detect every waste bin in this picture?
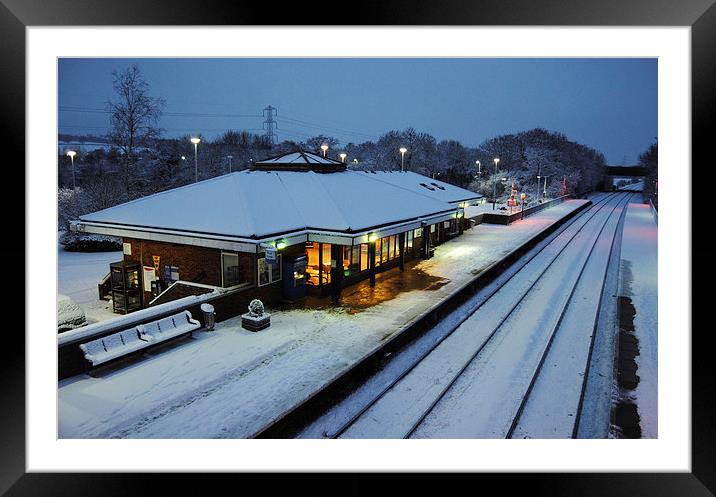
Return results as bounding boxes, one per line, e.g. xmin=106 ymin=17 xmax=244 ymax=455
xmin=200 ymin=303 xmax=215 ymax=331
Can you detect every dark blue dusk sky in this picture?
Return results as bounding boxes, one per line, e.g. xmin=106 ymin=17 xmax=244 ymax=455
xmin=58 ymin=58 xmax=657 ymax=164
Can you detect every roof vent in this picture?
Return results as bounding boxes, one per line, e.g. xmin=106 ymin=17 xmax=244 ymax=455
xmin=430 ymin=182 xmax=446 ymax=190
xmin=419 ymin=183 xmax=436 ymax=191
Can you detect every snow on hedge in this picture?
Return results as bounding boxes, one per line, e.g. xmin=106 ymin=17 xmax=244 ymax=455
xmin=57 ymin=294 xmax=87 ymax=332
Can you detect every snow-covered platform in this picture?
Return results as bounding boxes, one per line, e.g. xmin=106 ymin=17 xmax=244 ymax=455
xmin=58 ymin=199 xmax=589 ymax=439
xmin=618 ymin=202 xmax=658 ymax=438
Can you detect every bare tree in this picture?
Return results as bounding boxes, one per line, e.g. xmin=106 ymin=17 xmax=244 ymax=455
xmin=107 ymin=64 xmax=165 ymax=195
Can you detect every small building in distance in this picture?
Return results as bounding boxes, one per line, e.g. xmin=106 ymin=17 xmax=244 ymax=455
xmin=71 ymin=150 xmax=483 ymax=313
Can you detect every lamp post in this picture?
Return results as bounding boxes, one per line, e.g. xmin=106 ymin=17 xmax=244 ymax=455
xmin=543 ymin=174 xmax=552 ymax=199
xmin=475 ymin=160 xmax=481 ymax=176
xmin=227 ymin=155 xmax=233 ymax=173
xmin=190 ymin=137 xmax=201 ymax=183
xmin=320 ymin=144 xmax=328 ymax=157
xmin=536 ymin=164 xmax=541 ymax=200
xmin=399 ymin=147 xmax=407 ymax=172
xmin=66 ymin=150 xmax=77 ymax=189
xmin=492 ymin=157 xmax=500 ymax=210
xmin=339 ymin=152 xmax=347 ymax=163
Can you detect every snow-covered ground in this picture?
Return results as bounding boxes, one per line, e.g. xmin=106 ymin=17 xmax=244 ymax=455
xmin=58 ymin=200 xmax=588 ymax=439
xmin=619 ymin=202 xmax=658 ymax=437
xmin=57 ymin=233 xmax=121 ymax=325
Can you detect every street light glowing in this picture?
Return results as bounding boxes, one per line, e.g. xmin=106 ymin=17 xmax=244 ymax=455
xmin=493 ymin=157 xmax=500 ymax=165
xmin=191 ymin=137 xmax=201 ymax=183
xmin=399 ymin=147 xmax=407 ymax=172
xmin=339 ymin=153 xmax=347 ymax=162
xmin=320 ymin=144 xmax=328 ymax=157
xmin=66 ymin=150 xmax=77 ymax=189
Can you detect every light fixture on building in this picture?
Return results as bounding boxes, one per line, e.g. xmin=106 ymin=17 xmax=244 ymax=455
xmin=276 ymin=241 xmax=287 ymax=250
xmin=368 ymin=234 xmax=378 ymax=243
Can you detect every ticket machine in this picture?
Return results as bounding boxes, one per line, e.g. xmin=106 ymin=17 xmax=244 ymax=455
xmin=282 ymin=254 xmax=307 ymax=301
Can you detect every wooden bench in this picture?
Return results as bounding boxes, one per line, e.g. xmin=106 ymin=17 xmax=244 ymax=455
xmin=78 ymin=310 xmax=201 ymax=368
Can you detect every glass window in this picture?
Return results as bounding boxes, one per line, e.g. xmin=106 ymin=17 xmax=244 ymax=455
xmin=444 ymin=221 xmax=451 ymax=228
xmin=381 ymin=237 xmax=390 ymax=263
xmin=342 ymin=246 xmax=350 ymax=271
xmin=305 ymin=242 xmax=320 ymax=286
xmin=322 ymin=243 xmax=332 ymax=284
xmin=414 ymin=228 xmax=422 ymax=238
xmin=407 ymin=230 xmax=413 ymax=249
xmin=258 ymin=255 xmax=282 ymax=287
xmin=351 ymin=245 xmax=361 ymax=273
xmin=375 ymin=238 xmax=381 ymax=267
xmin=430 ymin=224 xmax=436 ymax=233
xmin=360 ymin=244 xmax=368 ymax=271
xmin=395 ymin=235 xmax=401 ymax=258
xmin=222 ymin=252 xmax=240 ymax=287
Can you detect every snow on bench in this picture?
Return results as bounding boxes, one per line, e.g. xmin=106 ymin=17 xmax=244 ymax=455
xmin=79 ymin=327 xmax=152 ymax=367
xmin=140 ymin=311 xmax=200 ymax=343
xmin=78 ymin=311 xmax=201 ymax=367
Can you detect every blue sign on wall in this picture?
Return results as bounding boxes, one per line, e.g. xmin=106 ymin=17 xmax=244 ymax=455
xmin=265 ymin=246 xmax=277 ymax=264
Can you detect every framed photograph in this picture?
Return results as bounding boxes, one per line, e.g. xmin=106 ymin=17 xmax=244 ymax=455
xmin=5 ymin=0 xmax=712 ymax=494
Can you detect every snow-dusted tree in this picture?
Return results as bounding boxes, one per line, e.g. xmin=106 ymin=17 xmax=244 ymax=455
xmin=639 ymin=142 xmax=658 ymax=205
xmin=303 ymin=135 xmax=340 ymax=157
xmin=57 ymin=187 xmax=87 ymax=231
xmin=107 ymin=64 xmax=165 ymax=195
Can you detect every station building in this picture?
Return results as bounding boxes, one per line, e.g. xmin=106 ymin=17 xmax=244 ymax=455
xmin=71 ymin=150 xmax=483 ymax=313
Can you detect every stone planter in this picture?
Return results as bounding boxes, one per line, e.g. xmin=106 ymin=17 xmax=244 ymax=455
xmin=241 ymin=312 xmax=271 ymax=332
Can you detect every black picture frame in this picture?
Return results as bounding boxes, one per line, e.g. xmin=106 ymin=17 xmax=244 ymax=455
xmin=3 ymin=0 xmax=712 ymax=495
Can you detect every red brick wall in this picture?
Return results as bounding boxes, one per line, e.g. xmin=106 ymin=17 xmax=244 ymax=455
xmin=122 ymin=238 xmax=256 ymax=305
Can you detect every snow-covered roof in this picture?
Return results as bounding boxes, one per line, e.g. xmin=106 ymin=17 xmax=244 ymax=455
xmin=360 ymin=171 xmax=483 ymax=206
xmin=79 ymin=169 xmax=477 ymax=240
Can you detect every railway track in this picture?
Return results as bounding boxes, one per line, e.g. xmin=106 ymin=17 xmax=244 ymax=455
xmin=278 ymin=192 xmax=629 ymax=438
xmin=284 ymin=190 xmax=634 ymax=439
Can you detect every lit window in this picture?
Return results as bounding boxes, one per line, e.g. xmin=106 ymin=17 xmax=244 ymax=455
xmin=381 ymin=237 xmax=389 ymax=263
xmin=360 ymin=244 xmax=368 ymax=271
xmin=430 ymin=224 xmax=436 ymax=233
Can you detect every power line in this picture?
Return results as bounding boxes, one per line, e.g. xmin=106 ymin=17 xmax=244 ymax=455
xmin=59 ymin=106 xmax=261 ymax=119
xmin=280 ymin=113 xmax=379 ymax=140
